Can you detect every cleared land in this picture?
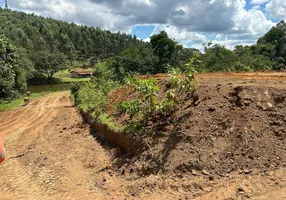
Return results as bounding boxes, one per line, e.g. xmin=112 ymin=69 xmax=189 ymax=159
xmin=0 ymin=72 xmax=286 ymax=199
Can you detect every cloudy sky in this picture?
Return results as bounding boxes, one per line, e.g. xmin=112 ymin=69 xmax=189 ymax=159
xmin=1 ymin=0 xmax=286 ymax=50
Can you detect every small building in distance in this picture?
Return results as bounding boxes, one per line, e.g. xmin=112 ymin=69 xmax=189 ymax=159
xmin=70 ymin=70 xmax=93 ymax=78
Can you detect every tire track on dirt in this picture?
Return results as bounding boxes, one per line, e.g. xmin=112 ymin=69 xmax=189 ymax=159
xmin=0 ymin=92 xmax=124 ymax=200
xmin=0 ymin=95 xmax=52 ymax=125
xmin=0 ymin=96 xmax=50 ymax=125
xmin=1 ymin=159 xmax=52 ymax=200
xmin=0 ymin=93 xmax=71 ymax=200
xmin=0 ymin=93 xmax=68 ymax=137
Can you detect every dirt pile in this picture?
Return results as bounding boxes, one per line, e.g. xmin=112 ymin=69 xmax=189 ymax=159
xmin=106 ymin=74 xmax=286 ymax=178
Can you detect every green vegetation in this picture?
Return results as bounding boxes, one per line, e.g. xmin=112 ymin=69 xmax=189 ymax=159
xmin=31 ymin=51 xmax=67 ymax=80
xmin=117 ymin=58 xmax=198 ymax=131
xmin=118 ymin=77 xmax=160 ymax=123
xmin=150 ymin=31 xmax=176 ymax=70
xmin=0 ymin=8 xmax=146 ymax=63
xmin=73 ymin=62 xmax=118 ymax=119
xmin=98 ymin=114 xmax=124 ymax=133
xmin=73 ymin=57 xmax=198 ymax=135
xmin=106 ymin=46 xmax=159 ymax=80
xmin=0 ymin=35 xmax=28 ymax=99
xmin=0 ymin=8 xmax=149 ymax=101
xmin=256 ymin=20 xmax=286 ymax=70
xmin=199 ymin=43 xmax=271 ymax=72
xmin=57 ymin=77 xmax=91 ymax=83
xmin=71 ymin=20 xmax=286 ymax=134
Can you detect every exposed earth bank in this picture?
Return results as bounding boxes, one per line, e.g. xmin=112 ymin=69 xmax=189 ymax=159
xmin=0 ymin=72 xmax=286 ymax=199
xmin=106 ymin=72 xmax=286 ymax=178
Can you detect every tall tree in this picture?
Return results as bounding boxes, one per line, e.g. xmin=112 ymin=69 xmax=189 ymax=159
xmin=201 ymin=44 xmax=237 ymax=72
xmin=0 ymin=35 xmax=26 ymax=99
xmin=31 ymin=51 xmax=67 ymax=80
xmin=150 ymin=31 xmax=176 ymax=72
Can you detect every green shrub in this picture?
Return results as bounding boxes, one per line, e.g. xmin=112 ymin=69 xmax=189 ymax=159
xmin=118 ymin=57 xmax=198 ymax=129
xmin=74 ymin=62 xmax=118 ymax=118
xmin=117 ymin=100 xmax=141 ymax=119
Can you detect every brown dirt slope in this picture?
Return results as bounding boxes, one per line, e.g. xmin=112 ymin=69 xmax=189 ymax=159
xmin=106 ymin=72 xmax=286 ymax=195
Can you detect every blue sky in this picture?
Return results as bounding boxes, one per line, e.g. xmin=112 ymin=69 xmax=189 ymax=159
xmin=131 ymin=25 xmax=155 ymax=40
xmin=129 ymin=0 xmax=283 ymax=49
xmin=3 ymin=0 xmax=286 ymax=50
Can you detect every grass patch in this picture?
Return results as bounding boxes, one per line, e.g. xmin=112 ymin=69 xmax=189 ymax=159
xmin=58 ymin=77 xmax=91 ymax=83
xmin=54 ymin=69 xmax=70 ymax=77
xmin=0 ymin=92 xmax=50 ymax=111
xmin=98 ymin=113 xmax=125 ymax=133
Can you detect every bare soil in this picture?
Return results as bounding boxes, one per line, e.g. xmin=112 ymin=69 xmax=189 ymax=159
xmin=0 ymin=72 xmax=286 ymax=199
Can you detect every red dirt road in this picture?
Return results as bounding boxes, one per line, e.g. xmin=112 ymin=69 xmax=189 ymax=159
xmin=0 ymin=80 xmax=285 ymax=199
xmin=0 ymin=92 xmax=123 ymax=199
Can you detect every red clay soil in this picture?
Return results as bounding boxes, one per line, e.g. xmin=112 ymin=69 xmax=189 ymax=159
xmin=105 ymin=71 xmax=286 ymax=197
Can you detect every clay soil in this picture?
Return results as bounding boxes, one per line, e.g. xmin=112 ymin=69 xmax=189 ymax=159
xmin=0 ymin=71 xmax=286 ymax=199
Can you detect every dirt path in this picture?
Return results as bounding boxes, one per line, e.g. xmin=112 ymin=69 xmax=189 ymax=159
xmin=0 ymin=92 xmax=127 ymax=199
xmin=0 ymin=90 xmax=285 ymax=200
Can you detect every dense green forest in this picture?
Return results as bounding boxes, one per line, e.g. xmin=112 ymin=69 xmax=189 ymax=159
xmin=1 ymin=7 xmax=286 ymax=100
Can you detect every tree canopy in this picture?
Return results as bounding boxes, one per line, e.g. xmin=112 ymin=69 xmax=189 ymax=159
xmin=0 ymin=36 xmax=27 ymax=99
xmin=32 ymin=51 xmax=67 ymax=80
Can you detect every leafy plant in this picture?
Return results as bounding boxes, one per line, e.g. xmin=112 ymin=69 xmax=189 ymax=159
xmin=74 ymin=62 xmax=118 ymax=118
xmin=118 ymin=57 xmax=198 ymax=128
xmin=117 ymin=100 xmax=141 ymax=119
xmin=165 ymin=57 xmax=199 ymax=102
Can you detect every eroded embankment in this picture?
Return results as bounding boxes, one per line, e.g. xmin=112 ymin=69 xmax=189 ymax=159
xmin=80 ymin=75 xmax=286 ymax=178
xmin=80 ymin=111 xmax=146 ymax=155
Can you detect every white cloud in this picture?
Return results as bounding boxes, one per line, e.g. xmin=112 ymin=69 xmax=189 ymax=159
xmin=212 ymin=38 xmax=258 ymax=50
xmin=10 ymin=0 xmax=77 ymax=17
xmin=251 ymin=0 xmax=270 ymax=5
xmin=232 ymin=4 xmax=275 ymax=38
xmin=207 ymin=3 xmax=275 ymax=50
xmin=143 ymin=37 xmax=150 ymax=42
xmin=150 ymin=24 xmax=208 ymax=46
xmin=266 ymin=0 xmax=286 ymax=19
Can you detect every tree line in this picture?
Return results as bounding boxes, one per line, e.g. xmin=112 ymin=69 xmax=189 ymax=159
xmin=104 ymin=20 xmax=286 ymax=81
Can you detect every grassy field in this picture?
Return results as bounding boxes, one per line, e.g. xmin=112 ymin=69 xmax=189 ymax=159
xmin=0 ymin=92 xmax=51 ymax=111
xmin=58 ymin=77 xmax=91 ymax=83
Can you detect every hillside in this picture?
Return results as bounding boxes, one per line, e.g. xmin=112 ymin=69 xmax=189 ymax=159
xmin=0 ymin=8 xmax=147 ymax=62
xmin=2 ymin=4 xmax=286 ymax=200
xmin=0 ymin=8 xmax=155 ymax=99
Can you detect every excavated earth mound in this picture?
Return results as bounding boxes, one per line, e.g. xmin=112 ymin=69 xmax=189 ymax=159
xmin=106 ymin=73 xmax=286 ymax=178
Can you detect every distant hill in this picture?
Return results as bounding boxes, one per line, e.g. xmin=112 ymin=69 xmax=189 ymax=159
xmin=0 ymin=8 xmax=147 ymax=63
